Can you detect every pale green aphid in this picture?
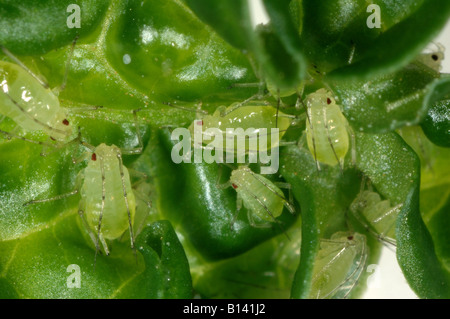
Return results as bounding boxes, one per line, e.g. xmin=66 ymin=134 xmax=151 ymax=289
xmin=310 ymin=232 xmax=367 ymax=299
xmin=187 ymin=102 xmax=294 ymax=153
xmin=350 ymin=189 xmax=402 ymax=246
xmin=219 ymin=165 xmax=295 ymax=228
xmin=25 ymin=125 xmax=146 ymax=261
xmin=304 ymin=88 xmax=351 ymax=170
xmin=0 ymin=44 xmax=77 ymax=146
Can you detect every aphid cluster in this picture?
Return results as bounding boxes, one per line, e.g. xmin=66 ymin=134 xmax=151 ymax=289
xmin=1 ymin=43 xmax=151 ymax=264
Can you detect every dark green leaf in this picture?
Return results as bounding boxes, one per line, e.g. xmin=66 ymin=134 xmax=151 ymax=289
xmin=300 ymin=0 xmax=450 ymax=79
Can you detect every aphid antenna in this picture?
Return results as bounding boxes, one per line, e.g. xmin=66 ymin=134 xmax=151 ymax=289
xmin=0 ymin=129 xmax=60 ymax=152
xmin=58 ymin=34 xmax=80 ymax=94
xmin=23 ymin=189 xmax=79 ymax=207
xmin=163 ymin=101 xmax=209 ymax=115
xmin=0 ymin=45 xmax=49 ymax=89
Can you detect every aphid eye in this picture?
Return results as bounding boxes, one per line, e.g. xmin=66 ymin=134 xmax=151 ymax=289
xmin=347 ymin=235 xmax=354 ymax=240
xmin=232 ymin=183 xmax=238 ymax=189
xmin=50 ymin=137 xmax=56 ymax=141
xmin=432 ymin=54 xmax=439 ymax=61
xmin=326 ymin=98 xmax=332 ymax=105
xmin=62 ymin=119 xmax=70 ymax=126
xmin=91 ymin=153 xmax=97 ymax=161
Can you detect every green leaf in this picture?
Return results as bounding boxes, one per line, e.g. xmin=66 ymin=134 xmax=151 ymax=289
xmin=355 ymin=131 xmax=450 ymax=298
xmin=147 ymin=129 xmax=298 ymax=261
xmin=183 ymin=0 xmax=307 ymax=91
xmin=192 ymin=219 xmax=301 ymax=299
xmin=279 ymin=143 xmax=380 ymax=299
xmin=330 ymin=62 xmax=446 ymax=133
xmin=300 ymin=0 xmax=450 ymax=79
xmin=421 ymin=92 xmax=450 ymax=148
xmin=0 ymin=218 xmax=192 ymax=298
xmin=0 ymin=0 xmax=109 ymax=54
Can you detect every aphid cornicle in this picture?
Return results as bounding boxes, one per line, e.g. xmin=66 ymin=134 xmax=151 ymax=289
xmin=0 ymin=43 xmax=77 ymax=145
xmin=350 ymin=188 xmax=402 ymax=247
xmin=310 ymin=232 xmax=367 ymax=299
xmin=303 ymin=88 xmax=351 ymax=170
xmin=219 ymin=165 xmax=295 ymax=229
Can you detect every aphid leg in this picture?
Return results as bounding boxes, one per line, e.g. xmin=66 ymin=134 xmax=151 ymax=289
xmin=118 ymin=109 xmax=144 ymax=156
xmin=230 ymin=192 xmax=243 ymax=230
xmin=116 ymin=149 xmax=137 ymax=262
xmin=215 ymin=163 xmax=236 ymax=189
xmin=246 ymin=209 xmax=272 ymax=229
xmin=299 ymin=94 xmax=320 ymax=171
xmin=132 ymin=189 xmax=153 ymax=237
xmin=322 ymin=104 xmax=344 ymax=173
xmin=0 ymin=46 xmax=49 ymax=89
xmin=23 ymin=189 xmax=79 ymax=207
xmin=78 ymin=208 xmax=103 ymax=256
xmin=220 ymin=93 xmax=270 ymax=117
xmin=345 ymin=121 xmax=357 ymax=167
xmin=0 ymin=129 xmax=60 ymax=153
xmin=274 ymin=182 xmax=296 ymax=214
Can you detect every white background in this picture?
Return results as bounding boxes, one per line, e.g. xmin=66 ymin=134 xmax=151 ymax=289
xmin=249 ymin=0 xmax=450 ymax=299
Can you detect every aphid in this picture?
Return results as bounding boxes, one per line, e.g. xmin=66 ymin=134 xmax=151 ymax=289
xmin=302 ymin=88 xmax=353 ymax=171
xmin=25 ymin=129 xmax=147 ymax=263
xmin=349 ymin=180 xmax=402 ymax=247
xmin=217 ymin=165 xmax=295 ymax=230
xmin=189 ymin=102 xmax=294 ymax=153
xmin=415 ymin=42 xmax=445 ymax=73
xmin=0 ymin=41 xmax=78 ymax=147
xmin=309 ymin=232 xmax=367 ymax=299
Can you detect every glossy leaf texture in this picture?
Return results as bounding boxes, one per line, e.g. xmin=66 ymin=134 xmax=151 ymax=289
xmin=183 ymin=0 xmax=307 ymax=92
xmin=144 ymin=129 xmax=298 ymax=261
xmin=0 ymin=0 xmax=449 ymax=300
xmin=330 ymin=61 xmax=449 ymax=133
xmin=300 ymin=0 xmax=450 ymax=80
xmin=280 ymin=142 xmax=382 ymax=299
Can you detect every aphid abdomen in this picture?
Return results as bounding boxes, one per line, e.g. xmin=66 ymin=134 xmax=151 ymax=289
xmin=351 ymin=190 xmax=400 ymax=242
xmin=80 ymin=144 xmax=136 ymax=241
xmin=310 ymin=232 xmax=367 ymax=299
xmin=230 ymin=167 xmax=285 ymax=223
xmin=305 ymin=89 xmax=349 ymax=167
xmin=0 ymin=61 xmax=71 ymax=140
